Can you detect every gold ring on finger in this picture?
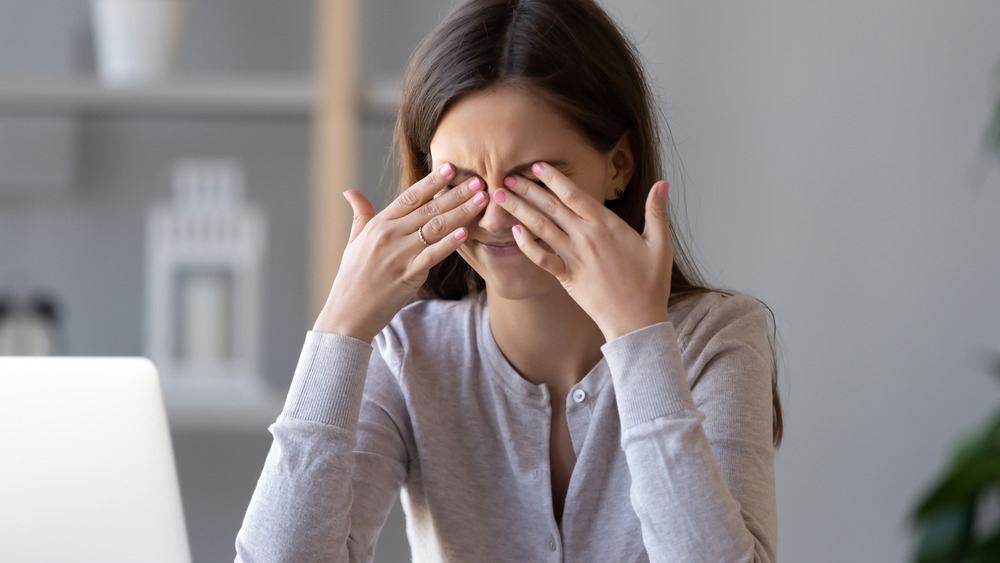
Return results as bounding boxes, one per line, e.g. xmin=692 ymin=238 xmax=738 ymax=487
xmin=417 ymin=225 xmax=430 ymax=246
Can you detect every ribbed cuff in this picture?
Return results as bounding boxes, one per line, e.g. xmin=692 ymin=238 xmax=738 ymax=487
xmin=601 ymin=322 xmax=696 ymax=430
xmin=282 ymin=331 xmax=373 ymax=431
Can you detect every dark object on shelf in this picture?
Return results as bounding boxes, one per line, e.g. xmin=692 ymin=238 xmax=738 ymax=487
xmin=30 ymin=294 xmax=60 ymax=323
xmin=0 ymin=293 xmax=64 ymax=356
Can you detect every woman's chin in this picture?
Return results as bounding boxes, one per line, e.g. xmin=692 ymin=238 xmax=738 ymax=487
xmin=460 ymin=247 xmax=563 ymax=301
xmin=480 ymin=270 xmax=563 ymax=301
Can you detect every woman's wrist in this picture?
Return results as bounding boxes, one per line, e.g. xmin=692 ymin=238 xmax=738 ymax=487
xmin=601 ymin=313 xmax=671 ymax=342
xmin=312 ymin=309 xmax=378 ymax=343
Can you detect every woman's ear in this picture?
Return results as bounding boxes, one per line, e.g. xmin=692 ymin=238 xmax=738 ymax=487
xmin=605 ymin=131 xmax=635 ymax=200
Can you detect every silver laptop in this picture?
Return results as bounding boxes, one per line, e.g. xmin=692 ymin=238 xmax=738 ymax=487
xmin=0 ymin=357 xmax=191 ymax=563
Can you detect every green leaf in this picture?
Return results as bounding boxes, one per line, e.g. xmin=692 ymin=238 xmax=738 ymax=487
xmin=915 ymin=505 xmax=974 ymax=563
xmin=989 ymin=97 xmax=1000 ymax=154
xmin=969 ymin=532 xmax=1000 ymax=563
xmin=915 ymin=451 xmax=1000 ymax=521
xmin=952 ymin=410 xmax=1000 ymax=469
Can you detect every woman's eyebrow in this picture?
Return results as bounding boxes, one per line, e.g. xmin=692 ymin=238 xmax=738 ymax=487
xmin=452 ymin=160 xmax=567 ymax=178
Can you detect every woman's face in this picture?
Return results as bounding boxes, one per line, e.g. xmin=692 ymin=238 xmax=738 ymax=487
xmin=429 ymin=86 xmax=625 ymax=301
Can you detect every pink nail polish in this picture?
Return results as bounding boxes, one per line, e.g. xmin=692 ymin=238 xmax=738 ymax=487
xmin=657 ymin=181 xmax=670 ymax=197
xmin=493 ymin=190 xmax=507 ymax=204
xmin=512 ymin=225 xmax=523 ymax=237
xmin=439 ymin=163 xmax=454 ymax=176
xmin=454 ymin=228 xmax=467 ymax=241
xmin=531 ymin=162 xmax=544 ymax=175
xmin=504 ymin=176 xmax=517 ymax=188
xmin=473 ymin=192 xmax=487 ymax=205
xmin=469 ymin=177 xmax=482 ymax=191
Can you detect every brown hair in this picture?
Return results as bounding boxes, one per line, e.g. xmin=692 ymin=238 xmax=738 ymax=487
xmin=395 ymin=0 xmax=782 ymax=446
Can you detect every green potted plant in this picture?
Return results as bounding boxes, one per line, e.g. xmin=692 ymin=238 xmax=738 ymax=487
xmin=910 ymin=355 xmax=1000 ymax=562
xmin=910 ymin=68 xmax=1000 ymax=561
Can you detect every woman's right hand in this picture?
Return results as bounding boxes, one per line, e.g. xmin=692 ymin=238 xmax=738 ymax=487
xmin=312 ymin=163 xmax=487 ymax=343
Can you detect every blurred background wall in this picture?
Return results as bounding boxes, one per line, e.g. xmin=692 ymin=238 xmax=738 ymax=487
xmin=1 ymin=1 xmax=998 ymax=562
xmin=610 ymin=2 xmax=1000 ymax=561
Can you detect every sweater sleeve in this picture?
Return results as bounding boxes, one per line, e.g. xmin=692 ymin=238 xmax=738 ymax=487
xmin=234 ymin=330 xmax=411 ymax=563
xmin=601 ymin=294 xmax=777 ymax=563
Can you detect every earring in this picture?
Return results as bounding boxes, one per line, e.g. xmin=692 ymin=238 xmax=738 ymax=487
xmin=615 ymin=189 xmax=625 ymax=199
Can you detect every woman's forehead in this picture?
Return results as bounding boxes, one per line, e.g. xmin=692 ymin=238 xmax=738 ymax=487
xmin=428 ymin=86 xmax=586 ymax=171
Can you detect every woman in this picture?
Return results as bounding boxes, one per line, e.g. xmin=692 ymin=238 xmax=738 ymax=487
xmin=236 ymin=0 xmax=781 ymax=561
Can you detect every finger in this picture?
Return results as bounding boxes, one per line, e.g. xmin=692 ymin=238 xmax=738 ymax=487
xmin=400 ymin=175 xmax=485 ymax=232
xmin=416 ymin=182 xmax=489 ymax=242
xmin=529 ymin=161 xmax=604 ymax=220
xmin=492 ymin=187 xmax=571 ymax=252
xmin=642 ymin=181 xmax=670 ymax=244
xmin=410 ymin=227 xmax=470 ymax=275
xmin=384 ymin=163 xmax=457 ymax=219
xmin=502 ymin=174 xmax=574 ymax=228
xmin=343 ymin=190 xmax=375 ymax=243
xmin=511 ymin=224 xmax=567 ymax=278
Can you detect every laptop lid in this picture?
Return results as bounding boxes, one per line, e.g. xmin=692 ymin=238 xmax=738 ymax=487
xmin=0 ymin=357 xmax=191 ymax=563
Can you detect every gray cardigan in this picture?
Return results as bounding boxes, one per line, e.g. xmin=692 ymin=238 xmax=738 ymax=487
xmin=235 ymin=291 xmax=777 ymax=562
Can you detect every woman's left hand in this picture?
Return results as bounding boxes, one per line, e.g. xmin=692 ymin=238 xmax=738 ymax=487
xmin=493 ymin=162 xmax=674 ymax=342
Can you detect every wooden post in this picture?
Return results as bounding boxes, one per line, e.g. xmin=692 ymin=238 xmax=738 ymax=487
xmin=310 ymin=0 xmax=360 ymax=321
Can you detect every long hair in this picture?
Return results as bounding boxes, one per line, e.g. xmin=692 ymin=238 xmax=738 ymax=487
xmin=394 ymin=0 xmax=782 ymax=446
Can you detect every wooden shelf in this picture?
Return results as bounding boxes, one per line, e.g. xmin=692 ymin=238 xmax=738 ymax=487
xmin=362 ymin=74 xmax=402 ymax=120
xmin=0 ymin=75 xmax=400 ymax=120
xmin=0 ymin=76 xmax=313 ymax=118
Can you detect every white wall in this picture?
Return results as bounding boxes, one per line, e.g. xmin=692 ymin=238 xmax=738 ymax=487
xmin=606 ymin=0 xmax=1000 ymax=560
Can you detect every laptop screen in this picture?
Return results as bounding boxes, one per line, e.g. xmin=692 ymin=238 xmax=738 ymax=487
xmin=0 ymin=357 xmax=191 ymax=563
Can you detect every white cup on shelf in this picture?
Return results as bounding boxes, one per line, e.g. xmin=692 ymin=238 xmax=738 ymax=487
xmin=91 ymin=0 xmax=186 ymax=84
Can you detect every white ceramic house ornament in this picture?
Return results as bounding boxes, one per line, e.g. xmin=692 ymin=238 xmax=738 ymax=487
xmin=145 ymin=160 xmax=266 ymax=400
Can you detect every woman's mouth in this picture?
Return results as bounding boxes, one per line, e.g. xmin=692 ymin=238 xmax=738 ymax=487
xmin=480 ymin=240 xmax=523 ymax=257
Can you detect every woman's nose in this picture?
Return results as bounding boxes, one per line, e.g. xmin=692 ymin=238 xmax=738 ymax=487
xmin=477 ymin=182 xmax=517 ymax=235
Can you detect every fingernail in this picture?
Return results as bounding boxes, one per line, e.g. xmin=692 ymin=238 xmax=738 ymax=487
xmin=503 ymin=176 xmax=517 ymax=188
xmin=531 ymin=162 xmax=544 ymax=175
xmin=454 ymin=228 xmax=467 ymax=241
xmin=439 ymin=163 xmax=454 ymax=177
xmin=512 ymin=225 xmax=523 ymax=238
xmin=656 ymin=181 xmax=670 ymax=198
xmin=493 ymin=190 xmax=507 ymax=204
xmin=473 ymin=192 xmax=487 ymax=205
xmin=468 ymin=177 xmax=482 ymax=191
